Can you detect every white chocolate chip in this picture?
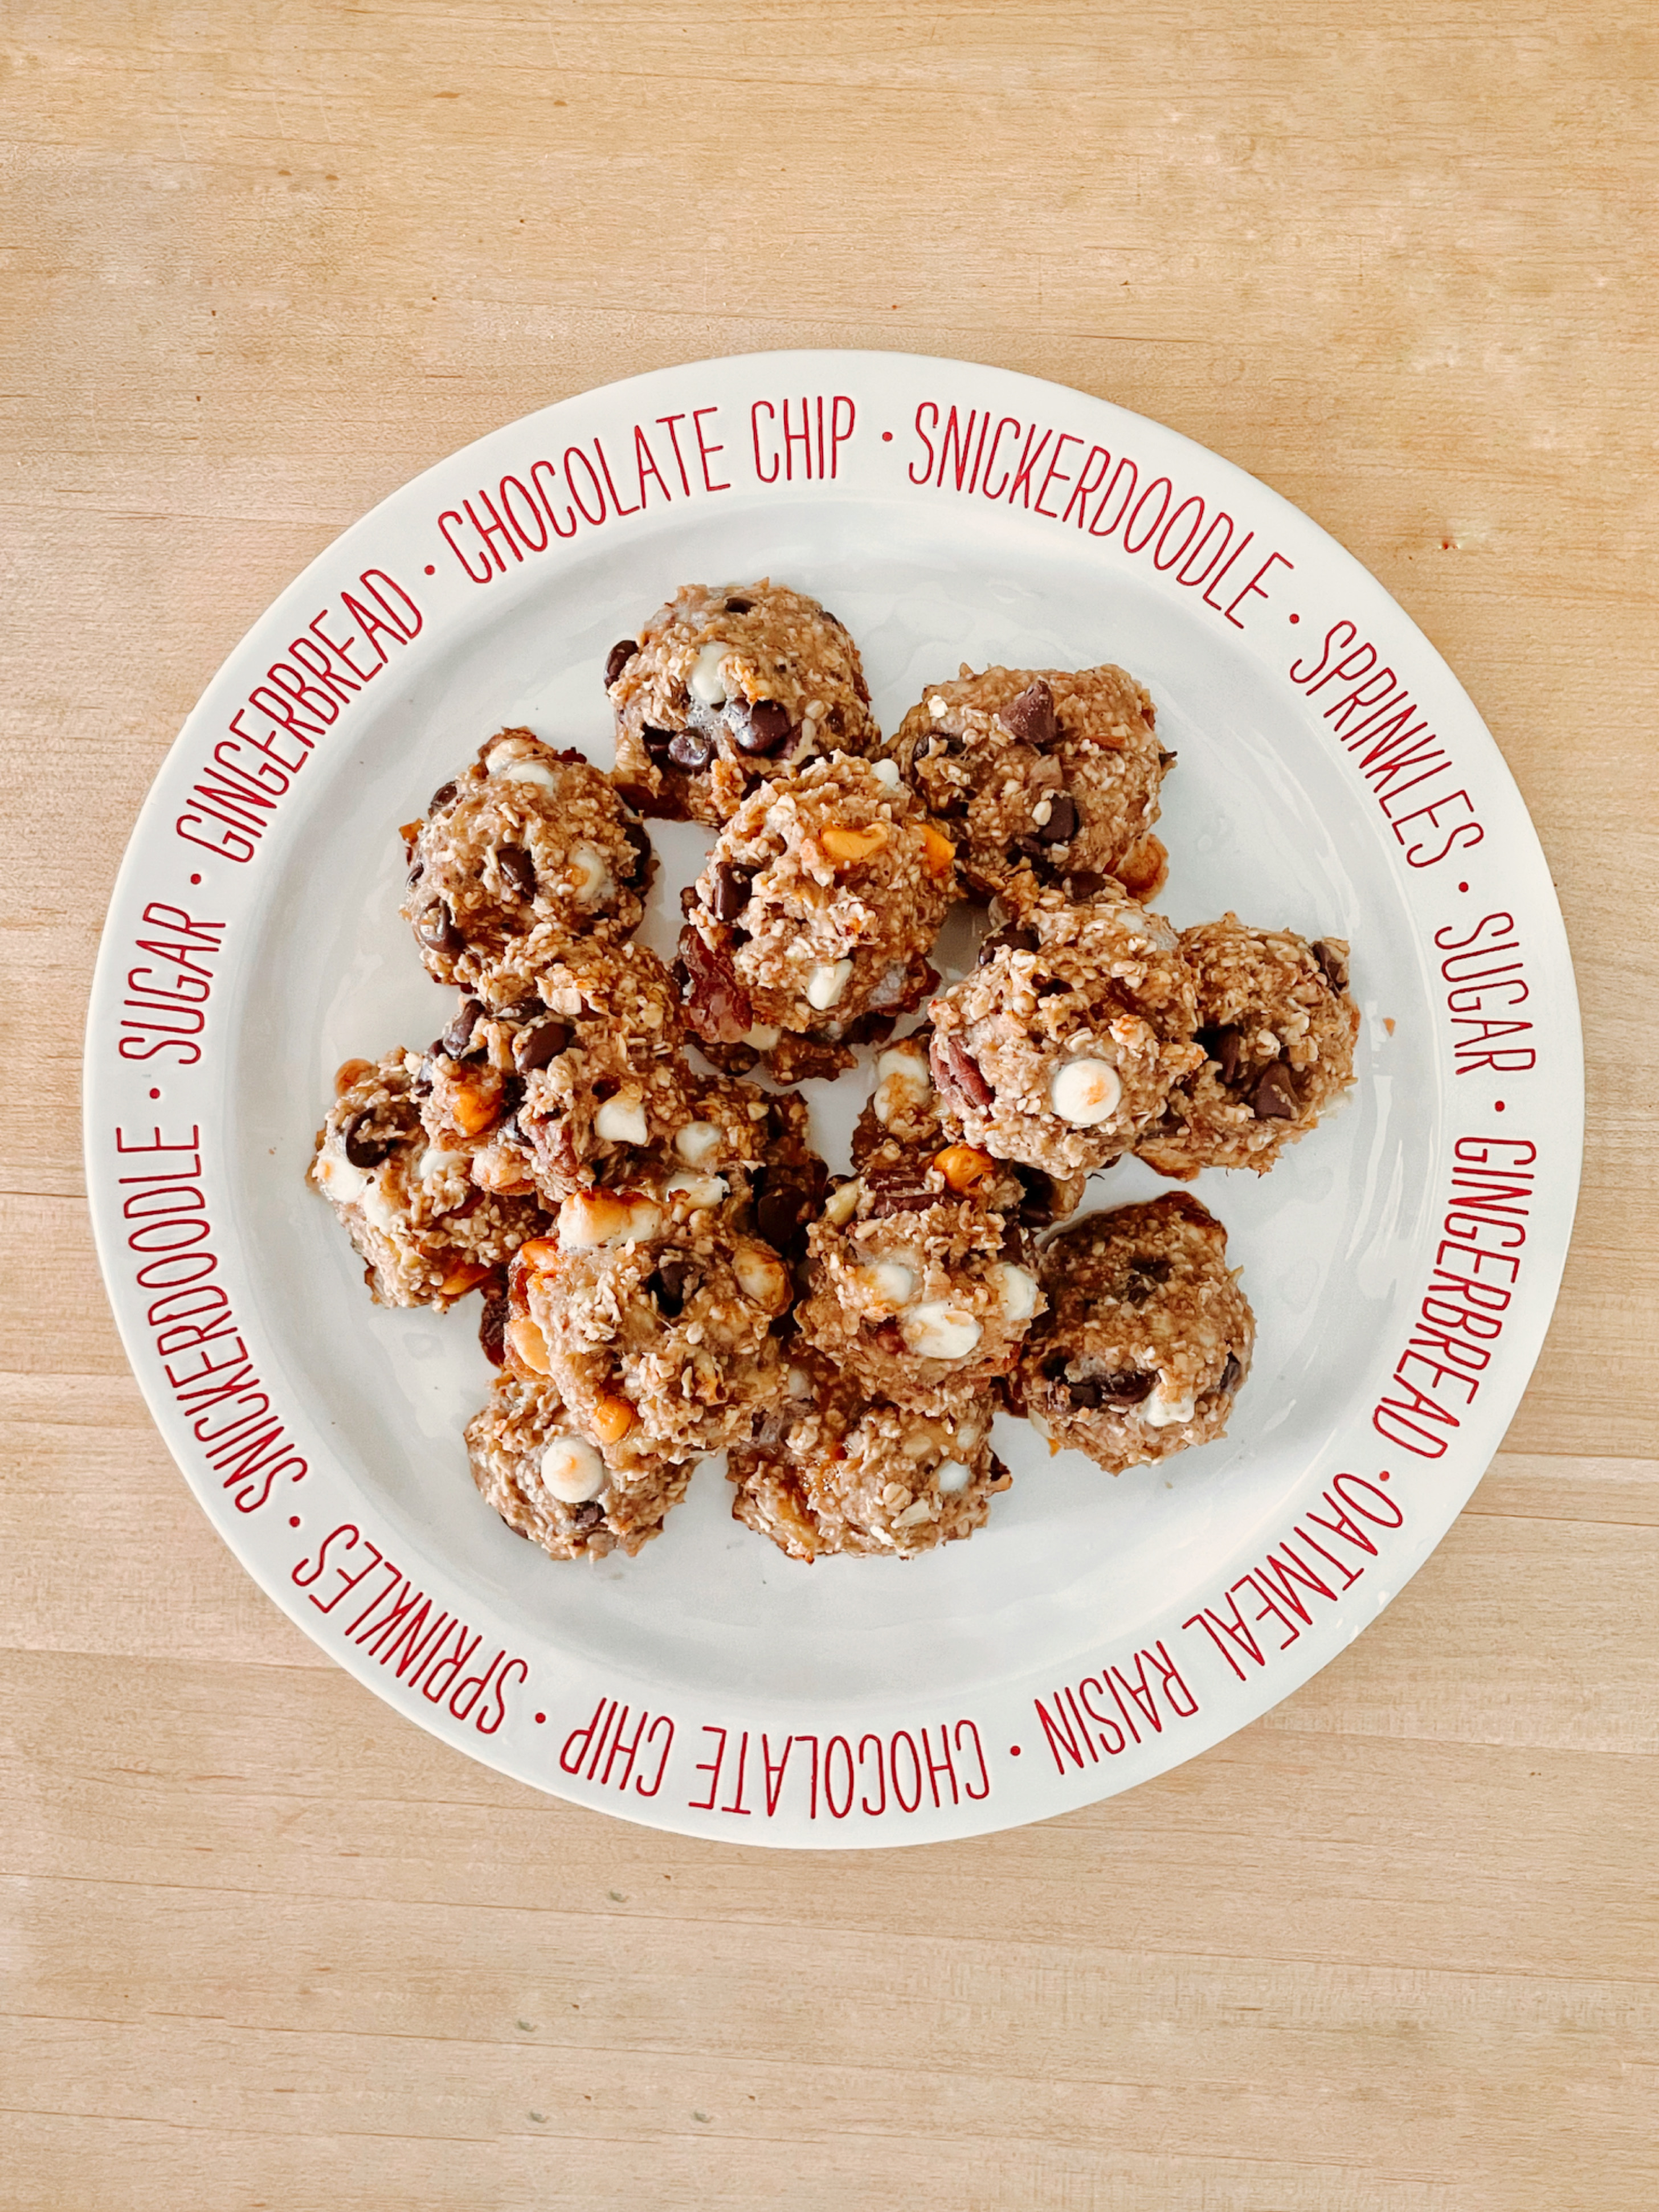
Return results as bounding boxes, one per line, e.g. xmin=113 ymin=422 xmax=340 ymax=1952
xmin=1143 ymin=1383 xmax=1199 ymax=1430
xmin=894 ymin=1498 xmax=934 ymax=1528
xmin=558 ymin=1189 xmax=662 ymax=1250
xmin=929 ymin=694 xmax=948 ymax=718
xmin=673 ymin=1121 xmax=723 ymax=1166
xmin=934 ymin=1458 xmax=972 ymax=1494
xmin=568 ymin=843 xmax=613 ymax=903
xmin=742 ymin=1024 xmax=781 ymax=1051
xmin=900 ymin=1302 xmax=983 ymax=1361
xmin=1032 ymin=797 xmax=1053 ymax=827
xmin=823 ymin=1179 xmax=861 ymax=1227
xmin=1048 ymin=1057 xmax=1123 ymax=1127
xmin=990 ymin=1261 xmax=1039 ymax=1322
xmin=688 ymin=640 xmax=730 ymax=705
xmin=417 ymin=1146 xmax=469 ymax=1185
xmin=496 ymin=760 xmax=559 ymax=794
xmin=540 ymin=1433 xmax=608 ymax=1504
xmin=806 ymin=959 xmax=853 ymax=1011
xmin=865 ymin=1259 xmax=917 ymax=1307
xmin=871 ymin=758 xmax=902 ymax=788
xmin=357 ymin=1179 xmax=400 ymax=1237
xmin=787 ymin=1364 xmax=815 ymax=1400
xmin=733 ymin=1244 xmax=790 ymax=1313
xmin=319 ymin=1152 xmax=368 ymax=1205
xmin=594 ymin=1094 xmax=649 ymax=1144
xmin=664 ymin=1170 xmax=727 ymax=1209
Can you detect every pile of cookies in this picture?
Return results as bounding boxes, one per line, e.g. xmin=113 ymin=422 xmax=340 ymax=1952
xmin=311 ymin=579 xmax=1359 ymax=1565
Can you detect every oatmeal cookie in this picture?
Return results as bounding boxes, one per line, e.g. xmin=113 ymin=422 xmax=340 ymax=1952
xmin=310 ymin=1049 xmax=545 ymax=1309
xmin=795 ymin=1156 xmax=1044 ymax=1409
xmin=885 ymin=666 xmax=1169 ymax=905
xmin=927 ymin=895 xmax=1203 ymax=1179
xmin=510 ymin=1189 xmax=792 ymax=1465
xmin=1015 ymin=1195 xmax=1255 ymax=1474
xmin=466 ymin=1369 xmax=692 ymax=1561
xmin=1137 ymin=919 xmax=1360 ymax=1177
xmin=607 ymin=579 xmax=879 ymax=824
xmin=401 ymin=729 xmax=651 ymax=997
xmin=420 ymin=942 xmax=697 ymax=1203
xmin=677 ymin=754 xmax=955 ymax=1080
xmin=730 ymin=1358 xmax=1008 ymax=1560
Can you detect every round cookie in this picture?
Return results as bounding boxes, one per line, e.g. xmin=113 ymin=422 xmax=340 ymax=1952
xmin=467 ymin=1371 xmax=693 ymax=1562
xmin=401 ymin=729 xmax=651 ymax=999
xmin=510 ymin=1192 xmax=792 ymax=1466
xmin=885 ymin=665 xmax=1170 ymax=905
xmin=927 ymin=895 xmax=1203 ymax=1179
xmin=310 ymin=1049 xmax=546 ymax=1309
xmin=730 ymin=1359 xmax=1009 ymax=1561
xmin=678 ymin=754 xmax=956 ymax=1081
xmin=796 ymin=1156 xmax=1044 ymax=1410
xmin=608 ymin=579 xmax=880 ymax=825
xmin=1137 ymin=919 xmax=1360 ymax=1177
xmin=1015 ymin=1194 xmax=1255 ymax=1474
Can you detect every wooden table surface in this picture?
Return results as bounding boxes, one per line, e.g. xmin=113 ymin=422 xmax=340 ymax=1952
xmin=5 ymin=6 xmax=1656 ymax=2207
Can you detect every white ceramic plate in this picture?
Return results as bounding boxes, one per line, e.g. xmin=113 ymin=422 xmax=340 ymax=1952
xmin=84 ymin=350 xmax=1582 ymax=1846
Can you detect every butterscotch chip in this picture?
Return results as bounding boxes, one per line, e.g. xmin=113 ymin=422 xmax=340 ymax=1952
xmin=884 ymin=665 xmax=1170 ymax=905
xmin=1135 ymin=917 xmax=1360 ymax=1177
xmin=1015 ymin=1194 xmax=1255 ymax=1474
xmin=927 ymin=891 xmax=1202 ymax=1179
xmin=729 ymin=1358 xmax=1008 ymax=1560
xmin=608 ymin=579 xmax=879 ymax=824
xmin=401 ymin=729 xmax=650 ymax=996
xmin=466 ymin=1371 xmax=692 ymax=1561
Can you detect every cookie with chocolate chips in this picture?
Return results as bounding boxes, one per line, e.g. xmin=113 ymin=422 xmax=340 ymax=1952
xmin=1135 ymin=915 xmax=1359 ymax=1178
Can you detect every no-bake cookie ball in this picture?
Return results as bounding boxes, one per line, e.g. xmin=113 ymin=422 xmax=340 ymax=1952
xmin=1136 ymin=919 xmax=1360 ymax=1178
xmin=509 ymin=1190 xmax=792 ymax=1466
xmin=607 ymin=579 xmax=880 ymax=825
xmin=466 ymin=1370 xmax=693 ymax=1562
xmin=310 ymin=1049 xmax=545 ymax=1308
xmin=885 ymin=665 xmax=1170 ymax=905
xmin=677 ymin=753 xmax=956 ymax=1082
xmin=401 ymin=729 xmax=651 ymax=999
xmin=927 ymin=894 xmax=1203 ymax=1180
xmin=730 ymin=1359 xmax=1010 ymax=1561
xmin=796 ymin=1152 xmax=1044 ymax=1409
xmin=1015 ymin=1194 xmax=1255 ymax=1474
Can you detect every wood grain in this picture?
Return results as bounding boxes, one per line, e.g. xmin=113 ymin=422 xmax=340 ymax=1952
xmin=2 ymin=4 xmax=1654 ymax=2207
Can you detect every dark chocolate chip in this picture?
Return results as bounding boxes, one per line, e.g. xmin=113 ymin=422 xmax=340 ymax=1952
xmin=1199 ymin=1025 xmax=1244 ymax=1085
xmin=869 ymin=1318 xmax=908 ymax=1355
xmin=978 ymin=924 xmax=1040 ymax=966
xmin=442 ymin=998 xmax=485 ymax=1057
xmin=942 ymin=1037 xmax=994 ymax=1110
xmin=755 ymin=1162 xmax=829 ymax=1254
xmin=1065 ymin=870 xmax=1110 ymax=901
xmin=569 ymin=1501 xmax=605 ymax=1532
xmin=604 ymin=639 xmax=638 ymax=686
xmin=342 ymin=1112 xmax=397 ymax=1170
xmin=406 ymin=862 xmax=424 ymax=888
xmin=732 ymin=698 xmax=793 ymax=756
xmin=709 ymin=862 xmax=755 ymax=923
xmin=724 ymin=595 xmax=754 ymax=615
xmin=1252 ymin=1062 xmax=1299 ymax=1121
xmin=641 ymin=723 xmax=676 ymax=760
xmin=478 ymin=1282 xmax=509 ymax=1368
xmin=497 ymin=844 xmax=536 ymax=902
xmin=497 ymin=997 xmax=542 ymax=1021
xmin=667 ymin=728 xmax=713 ymax=771
xmin=1218 ymin=1351 xmax=1243 ymax=1395
xmin=648 ymin=1256 xmax=697 ymax=1318
xmin=513 ymin=1019 xmax=571 ymax=1073
xmin=1096 ymin=1368 xmax=1158 ymax=1406
xmin=997 ymin=679 xmax=1057 ymax=749
xmin=1311 ymin=938 xmax=1349 ymax=992
xmin=1066 ymin=1377 xmax=1104 ymax=1408
xmin=1158 ymin=749 xmax=1177 ymax=771
xmin=1013 ymin=1163 xmax=1057 ymax=1226
xmin=1133 ymin=1254 xmax=1172 ymax=1283
xmin=1037 ymin=792 xmax=1077 ymax=845
xmin=415 ymin=901 xmax=463 ymax=955
xmin=620 ymin=821 xmax=653 ymax=882
xmin=428 ymin=780 xmax=458 ymax=811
